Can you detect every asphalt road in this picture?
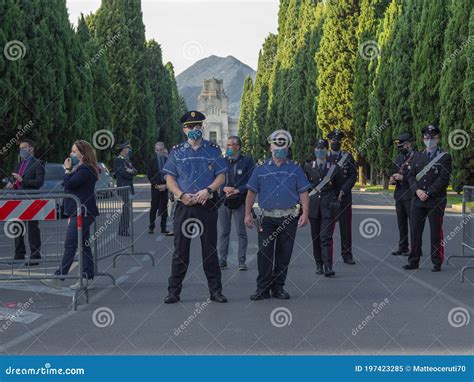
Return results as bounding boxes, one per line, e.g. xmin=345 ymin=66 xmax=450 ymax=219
xmin=0 ymin=189 xmax=472 ymax=355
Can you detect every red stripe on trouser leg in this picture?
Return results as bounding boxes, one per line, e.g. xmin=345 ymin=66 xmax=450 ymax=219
xmin=331 ymin=222 xmax=335 ymax=262
xmin=349 ymin=207 xmax=352 ymax=244
xmin=439 ymin=216 xmax=444 ymax=263
xmin=77 ymin=214 xmax=83 ymax=229
xmin=18 ymin=199 xmax=48 ymax=220
xmin=0 ymin=200 xmax=22 ymax=221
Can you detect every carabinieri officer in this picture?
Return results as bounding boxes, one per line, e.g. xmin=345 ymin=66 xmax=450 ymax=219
xmin=404 ymin=124 xmax=452 ymax=272
xmin=245 ymin=130 xmax=310 ymax=300
xmin=304 ymin=139 xmax=344 ymax=277
xmin=327 ymin=129 xmax=357 ymax=265
xmin=390 ymin=132 xmax=416 ymax=257
xmin=162 ymin=111 xmax=228 ymax=303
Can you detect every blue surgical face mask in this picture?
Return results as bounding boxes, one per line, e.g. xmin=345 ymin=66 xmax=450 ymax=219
xmin=424 ymin=138 xmax=438 ymax=150
xmin=314 ymin=149 xmax=327 ymax=159
xmin=225 ymin=148 xmax=235 ymax=157
xmin=19 ymin=149 xmax=30 ymax=160
xmin=274 ymin=148 xmax=288 ymax=159
xmin=70 ymin=154 xmax=79 ymax=166
xmin=187 ymin=128 xmax=203 ymax=141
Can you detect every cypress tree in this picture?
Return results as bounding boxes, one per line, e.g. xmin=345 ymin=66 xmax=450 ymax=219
xmin=440 ymin=2 xmax=473 ymax=191
xmin=316 ymin=0 xmax=360 ymax=154
xmin=410 ymin=0 xmax=448 ymax=142
xmin=238 ymin=76 xmax=254 ymax=156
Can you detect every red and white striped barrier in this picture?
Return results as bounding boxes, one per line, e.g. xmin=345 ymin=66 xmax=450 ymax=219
xmin=0 ymin=199 xmax=56 ymax=221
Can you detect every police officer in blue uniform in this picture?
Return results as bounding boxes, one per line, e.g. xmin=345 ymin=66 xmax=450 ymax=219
xmin=218 ymin=136 xmax=255 ymax=271
xmin=162 ymin=111 xmax=228 ymax=303
xmin=304 ymin=139 xmax=344 ymax=277
xmin=390 ymin=132 xmax=416 ymax=256
xmin=404 ymin=124 xmax=452 ymax=272
xmin=245 ymin=130 xmax=310 ymax=300
xmin=327 ymin=129 xmax=357 ymax=265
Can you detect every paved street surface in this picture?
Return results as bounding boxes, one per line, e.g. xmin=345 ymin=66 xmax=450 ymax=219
xmin=0 ymin=187 xmax=472 ymax=355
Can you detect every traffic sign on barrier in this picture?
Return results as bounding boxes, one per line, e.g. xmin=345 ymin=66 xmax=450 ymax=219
xmin=0 ymin=199 xmax=56 ymax=221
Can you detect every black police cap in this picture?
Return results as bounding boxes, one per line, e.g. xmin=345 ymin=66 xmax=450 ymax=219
xmin=314 ymin=139 xmax=329 ymax=149
xmin=327 ymin=129 xmax=345 ymax=141
xmin=116 ymin=140 xmax=131 ymax=150
xmin=422 ymin=124 xmax=440 ymax=136
xmin=180 ymin=110 xmax=205 ymax=126
xmin=394 ymin=132 xmax=412 ymax=146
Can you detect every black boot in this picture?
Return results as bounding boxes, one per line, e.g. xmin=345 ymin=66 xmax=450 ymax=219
xmin=316 ymin=263 xmax=324 ymax=275
xmin=324 ymin=264 xmax=335 ymax=277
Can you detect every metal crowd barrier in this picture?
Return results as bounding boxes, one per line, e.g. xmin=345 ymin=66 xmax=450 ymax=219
xmin=0 ymin=191 xmax=88 ymax=310
xmin=92 ymin=186 xmax=154 ymax=285
xmin=446 ymin=185 xmax=474 ymax=282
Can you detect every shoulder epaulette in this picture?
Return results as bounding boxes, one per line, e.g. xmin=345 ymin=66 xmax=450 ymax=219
xmin=172 ymin=142 xmax=184 ymax=150
xmin=210 ymin=142 xmax=219 ymax=149
xmin=257 ymin=159 xmax=264 ymax=166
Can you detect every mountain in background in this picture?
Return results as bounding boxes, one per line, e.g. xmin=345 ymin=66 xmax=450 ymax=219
xmin=176 ymin=55 xmax=256 ymax=117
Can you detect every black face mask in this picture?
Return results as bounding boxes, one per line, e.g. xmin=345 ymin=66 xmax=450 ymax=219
xmin=330 ymin=142 xmax=341 ymax=151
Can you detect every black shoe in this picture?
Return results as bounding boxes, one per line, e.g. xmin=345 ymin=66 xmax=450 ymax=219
xmin=432 ymin=265 xmax=441 ymax=272
xmin=219 ymin=261 xmax=228 ymax=270
xmin=210 ymin=292 xmax=227 ymax=303
xmin=238 ymin=263 xmax=248 ymax=271
xmin=25 ymin=256 xmax=41 ymax=266
xmin=343 ymin=258 xmax=355 ymax=265
xmin=403 ymin=251 xmax=410 ymax=256
xmin=148 ymin=229 xmax=154 ymax=234
xmin=391 ymin=250 xmax=403 ymax=256
xmin=316 ymin=264 xmax=324 ymax=275
xmin=402 ymin=264 xmax=419 ymax=270
xmin=161 ymin=230 xmax=173 ymax=236
xmin=271 ymin=286 xmax=290 ymax=299
xmin=14 ymin=255 xmax=26 ymax=260
xmin=164 ymin=294 xmax=180 ymax=303
xmin=324 ymin=265 xmax=335 ymax=277
xmin=250 ymin=290 xmax=271 ymax=300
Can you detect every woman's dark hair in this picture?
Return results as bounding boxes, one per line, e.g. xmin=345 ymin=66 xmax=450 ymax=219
xmin=73 ymin=140 xmax=99 ymax=178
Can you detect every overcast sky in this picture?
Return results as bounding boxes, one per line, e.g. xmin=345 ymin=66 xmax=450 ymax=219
xmin=66 ymin=0 xmax=279 ymax=74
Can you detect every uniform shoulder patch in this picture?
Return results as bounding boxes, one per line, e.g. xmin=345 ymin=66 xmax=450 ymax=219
xmin=257 ymin=159 xmax=264 ymax=166
xmin=210 ymin=142 xmax=219 ymax=149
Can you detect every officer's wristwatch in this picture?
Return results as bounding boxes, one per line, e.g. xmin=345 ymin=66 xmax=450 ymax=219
xmin=206 ymin=187 xmax=213 ymax=195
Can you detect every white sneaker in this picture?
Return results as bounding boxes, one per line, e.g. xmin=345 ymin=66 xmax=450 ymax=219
xmin=40 ymin=278 xmax=64 ymax=290
xmin=69 ymin=278 xmax=92 ymax=290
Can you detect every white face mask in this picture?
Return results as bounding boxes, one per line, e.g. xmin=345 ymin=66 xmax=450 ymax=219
xmin=423 ymin=138 xmax=438 ymax=150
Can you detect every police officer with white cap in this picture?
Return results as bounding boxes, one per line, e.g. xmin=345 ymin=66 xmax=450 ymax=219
xmin=245 ymin=130 xmax=310 ymax=300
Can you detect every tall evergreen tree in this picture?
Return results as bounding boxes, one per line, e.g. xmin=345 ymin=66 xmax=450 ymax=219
xmin=410 ymin=0 xmax=448 ymax=142
xmin=316 ymin=0 xmax=360 ymax=154
xmin=439 ymin=1 xmax=473 ymax=191
xmin=238 ymin=76 xmax=254 ymax=155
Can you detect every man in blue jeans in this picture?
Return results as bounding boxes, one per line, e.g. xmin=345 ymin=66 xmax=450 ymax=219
xmin=218 ymin=136 xmax=254 ymax=271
